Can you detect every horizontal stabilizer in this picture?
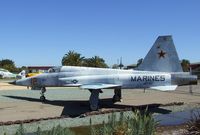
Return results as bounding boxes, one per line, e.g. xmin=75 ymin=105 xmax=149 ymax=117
xmin=150 ymin=85 xmax=177 ymax=91
xmin=80 ymin=84 xmax=121 ymax=90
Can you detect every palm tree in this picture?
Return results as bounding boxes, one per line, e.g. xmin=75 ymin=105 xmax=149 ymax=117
xmin=181 ymin=59 xmax=190 ymax=72
xmin=62 ymin=51 xmax=85 ymax=66
xmin=112 ymin=64 xmax=119 ymax=69
xmin=83 ymin=56 xmax=108 ymax=68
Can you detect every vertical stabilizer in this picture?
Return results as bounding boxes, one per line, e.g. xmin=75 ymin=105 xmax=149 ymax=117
xmin=137 ymin=35 xmax=183 ymax=72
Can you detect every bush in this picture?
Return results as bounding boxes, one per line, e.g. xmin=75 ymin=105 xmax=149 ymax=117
xmin=15 ymin=124 xmax=25 ymax=135
xmin=13 ymin=124 xmax=75 ymax=135
xmin=184 ymin=111 xmax=200 ymax=135
xmin=8 ymin=109 xmax=157 ymax=135
xmin=91 ymin=109 xmax=158 ymax=135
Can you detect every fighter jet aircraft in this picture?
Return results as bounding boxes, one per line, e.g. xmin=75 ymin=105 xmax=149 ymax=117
xmin=10 ymin=36 xmax=198 ymax=111
xmin=0 ymin=68 xmax=16 ymax=78
xmin=0 ymin=68 xmax=26 ymax=79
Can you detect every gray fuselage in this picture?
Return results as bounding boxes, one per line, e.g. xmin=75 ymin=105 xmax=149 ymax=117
xmin=15 ymin=66 xmax=197 ymax=90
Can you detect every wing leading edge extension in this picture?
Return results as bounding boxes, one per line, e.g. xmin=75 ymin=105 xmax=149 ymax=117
xmin=80 ymin=84 xmax=121 ymax=90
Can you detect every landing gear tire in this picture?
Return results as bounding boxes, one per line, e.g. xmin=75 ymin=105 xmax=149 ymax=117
xmin=90 ymin=104 xmax=98 ymax=111
xmin=40 ymin=87 xmax=46 ymax=102
xmin=112 ymin=88 xmax=122 ymax=103
xmin=89 ymin=89 xmax=100 ymax=111
xmin=112 ymin=95 xmax=121 ymax=103
xmin=40 ymin=95 xmax=46 ymax=102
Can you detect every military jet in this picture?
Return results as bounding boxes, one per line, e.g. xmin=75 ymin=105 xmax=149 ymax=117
xmin=10 ymin=36 xmax=198 ymax=110
xmin=0 ymin=68 xmax=16 ymax=78
xmin=0 ymin=68 xmax=25 ymax=79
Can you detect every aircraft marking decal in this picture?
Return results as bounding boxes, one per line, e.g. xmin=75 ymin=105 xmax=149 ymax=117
xmin=158 ymin=50 xmax=166 ymax=59
xmin=71 ymin=79 xmax=78 ymax=84
xmin=131 ymin=75 xmax=165 ymax=82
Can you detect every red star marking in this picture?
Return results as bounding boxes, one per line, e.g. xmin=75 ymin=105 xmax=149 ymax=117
xmin=158 ymin=50 xmax=166 ymax=58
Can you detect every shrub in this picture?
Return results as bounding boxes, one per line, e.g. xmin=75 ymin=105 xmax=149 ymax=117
xmin=10 ymin=109 xmax=158 ymax=135
xmin=184 ymin=111 xmax=200 ymax=135
xmin=91 ymin=109 xmax=158 ymax=135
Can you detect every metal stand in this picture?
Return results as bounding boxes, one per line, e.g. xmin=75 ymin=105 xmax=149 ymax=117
xmin=189 ymin=85 xmax=193 ymax=94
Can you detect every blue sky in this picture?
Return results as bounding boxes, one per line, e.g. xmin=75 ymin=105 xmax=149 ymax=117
xmin=0 ymin=0 xmax=200 ymax=67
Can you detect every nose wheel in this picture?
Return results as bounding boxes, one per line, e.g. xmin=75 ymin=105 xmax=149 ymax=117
xmin=40 ymin=87 xmax=46 ymax=102
xmin=40 ymin=95 xmax=46 ymax=102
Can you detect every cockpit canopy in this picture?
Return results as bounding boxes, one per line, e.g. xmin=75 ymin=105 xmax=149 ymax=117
xmin=48 ymin=67 xmax=61 ymax=73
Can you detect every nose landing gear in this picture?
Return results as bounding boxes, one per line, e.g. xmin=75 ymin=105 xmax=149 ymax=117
xmin=40 ymin=87 xmax=46 ymax=102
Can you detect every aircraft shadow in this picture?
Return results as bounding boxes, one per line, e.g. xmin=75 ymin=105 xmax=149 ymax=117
xmin=3 ymin=95 xmax=171 ymax=117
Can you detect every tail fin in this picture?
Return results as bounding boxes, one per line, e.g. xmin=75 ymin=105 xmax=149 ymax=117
xmin=137 ymin=35 xmax=183 ymax=72
xmin=17 ymin=70 xmax=26 ymax=79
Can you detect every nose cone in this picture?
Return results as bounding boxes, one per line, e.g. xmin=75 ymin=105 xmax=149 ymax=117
xmin=15 ymin=78 xmax=32 ymax=86
xmin=9 ymin=80 xmax=16 ymax=85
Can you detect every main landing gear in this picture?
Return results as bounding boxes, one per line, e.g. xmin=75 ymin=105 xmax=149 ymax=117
xmin=40 ymin=87 xmax=46 ymax=102
xmin=112 ymin=88 xmax=122 ymax=103
xmin=89 ymin=88 xmax=122 ymax=111
xmin=89 ymin=89 xmax=101 ymax=111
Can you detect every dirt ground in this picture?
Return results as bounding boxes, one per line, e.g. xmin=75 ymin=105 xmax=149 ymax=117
xmin=0 ymin=82 xmax=26 ymax=90
xmin=0 ymin=81 xmax=199 ymax=122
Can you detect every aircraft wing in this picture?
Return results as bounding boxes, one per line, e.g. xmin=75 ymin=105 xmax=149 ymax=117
xmin=150 ymin=85 xmax=177 ymax=91
xmin=80 ymin=84 xmax=121 ymax=90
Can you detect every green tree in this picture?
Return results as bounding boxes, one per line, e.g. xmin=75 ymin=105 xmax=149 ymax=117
xmin=0 ymin=59 xmax=17 ymax=72
xmin=62 ymin=51 xmax=85 ymax=66
xmin=181 ymin=59 xmax=190 ymax=72
xmin=16 ymin=66 xmax=27 ymax=73
xmin=83 ymin=56 xmax=108 ymax=68
xmin=112 ymin=64 xmax=119 ymax=69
